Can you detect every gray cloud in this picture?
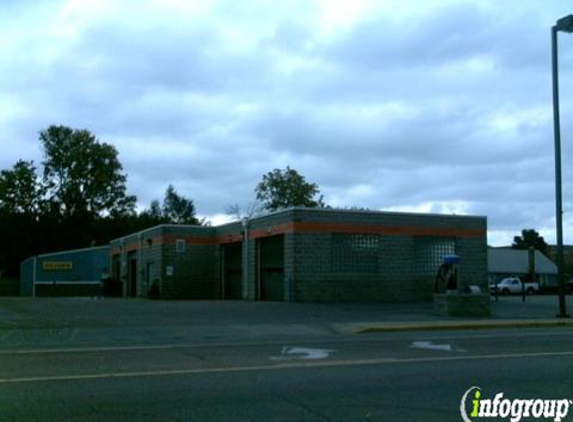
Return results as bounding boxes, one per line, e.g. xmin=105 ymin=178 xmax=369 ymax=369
xmin=1 ymin=0 xmax=573 ymax=243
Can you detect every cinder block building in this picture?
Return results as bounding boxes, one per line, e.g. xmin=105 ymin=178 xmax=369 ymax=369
xmin=110 ymin=208 xmax=487 ymax=302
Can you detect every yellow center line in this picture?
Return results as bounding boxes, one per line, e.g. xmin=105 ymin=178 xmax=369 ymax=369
xmin=1 ymin=350 xmax=573 ymax=384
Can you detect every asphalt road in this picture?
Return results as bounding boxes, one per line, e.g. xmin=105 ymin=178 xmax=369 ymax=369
xmin=2 ymin=328 xmax=573 ymax=421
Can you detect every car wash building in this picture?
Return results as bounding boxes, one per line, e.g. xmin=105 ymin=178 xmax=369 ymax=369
xmin=110 ymin=208 xmax=487 ymax=303
xmin=20 ymin=246 xmax=111 ymax=297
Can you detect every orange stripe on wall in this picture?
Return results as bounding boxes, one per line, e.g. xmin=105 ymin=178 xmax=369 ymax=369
xmin=160 ymin=235 xmax=219 ymax=245
xmin=288 ymin=222 xmax=484 ymax=238
xmin=249 ymin=222 xmax=483 ymax=239
xmin=248 ymin=223 xmax=293 ymax=239
xmin=110 ymin=220 xmax=484 ymax=254
xmin=218 ymin=234 xmax=244 ymax=244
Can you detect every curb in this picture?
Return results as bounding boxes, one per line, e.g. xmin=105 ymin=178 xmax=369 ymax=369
xmin=355 ymin=319 xmax=573 ymax=334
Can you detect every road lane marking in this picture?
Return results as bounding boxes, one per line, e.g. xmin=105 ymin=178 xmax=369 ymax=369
xmin=0 ymin=344 xmax=177 ymax=354
xmin=2 ymin=350 xmax=573 ymax=384
xmin=269 ymin=346 xmax=336 ymax=360
xmin=410 ymin=341 xmax=465 ymax=352
xmin=0 ymin=328 xmax=572 ymax=356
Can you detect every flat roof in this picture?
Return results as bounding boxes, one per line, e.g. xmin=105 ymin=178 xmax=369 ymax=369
xmin=110 ymin=206 xmax=487 ymax=243
xmin=26 ymin=245 xmax=110 ymax=261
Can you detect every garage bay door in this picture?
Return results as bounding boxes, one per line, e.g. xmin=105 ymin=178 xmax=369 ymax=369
xmin=259 ymin=235 xmax=284 ymax=301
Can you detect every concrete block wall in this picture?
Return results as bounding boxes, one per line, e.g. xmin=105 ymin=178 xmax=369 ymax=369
xmin=287 ymin=208 xmax=487 ymax=303
xmin=455 ymin=236 xmax=489 ymax=293
xmin=107 ymin=208 xmax=487 ymax=303
xmin=157 ymin=226 xmax=218 ymax=299
xmin=111 ymin=226 xmax=164 ymax=298
xmin=161 ymin=243 xmax=217 ymax=299
xmin=110 ymin=225 xmax=219 ymax=299
xmin=138 ymin=230 xmax=164 ymax=297
xmin=212 ymin=208 xmax=487 ymax=303
xmin=290 ymin=232 xmax=422 ymax=303
xmin=284 ymin=233 xmax=295 ymax=301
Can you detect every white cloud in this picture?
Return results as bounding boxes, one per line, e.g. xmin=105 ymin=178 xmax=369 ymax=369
xmin=1 ymin=0 xmax=573 ymax=245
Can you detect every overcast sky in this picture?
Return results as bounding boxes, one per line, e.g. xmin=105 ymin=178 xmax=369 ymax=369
xmin=1 ymin=0 xmax=573 ymax=245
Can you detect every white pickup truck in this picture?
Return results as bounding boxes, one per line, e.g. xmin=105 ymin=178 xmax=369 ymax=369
xmin=489 ymin=277 xmax=539 ymax=295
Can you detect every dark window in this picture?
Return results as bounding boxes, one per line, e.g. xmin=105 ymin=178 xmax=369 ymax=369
xmin=331 ymin=234 xmax=380 ymax=273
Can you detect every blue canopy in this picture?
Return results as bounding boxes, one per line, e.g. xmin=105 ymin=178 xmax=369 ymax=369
xmin=443 ymin=254 xmax=460 ymax=264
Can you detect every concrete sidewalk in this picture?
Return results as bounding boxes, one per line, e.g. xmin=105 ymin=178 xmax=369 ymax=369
xmin=345 ymin=295 xmax=573 ymax=333
xmin=345 ymin=318 xmax=573 ymax=334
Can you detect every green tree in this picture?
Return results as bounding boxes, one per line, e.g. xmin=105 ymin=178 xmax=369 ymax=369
xmin=512 ymin=229 xmax=548 ymax=254
xmin=148 ymin=200 xmax=164 ymax=220
xmin=255 ymin=166 xmax=324 ymax=212
xmin=0 ymin=125 xmax=146 ymax=279
xmin=0 ymin=160 xmax=46 ymax=278
xmin=40 ymin=125 xmax=135 ymax=218
xmin=0 ymin=160 xmax=44 ymax=215
xmin=141 ymin=185 xmax=201 ymax=225
xmin=163 ymin=185 xmax=198 ymax=224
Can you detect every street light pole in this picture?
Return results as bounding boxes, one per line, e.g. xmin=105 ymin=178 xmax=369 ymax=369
xmin=551 ymin=15 xmax=573 ymax=318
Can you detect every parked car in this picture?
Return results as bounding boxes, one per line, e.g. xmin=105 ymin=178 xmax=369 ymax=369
xmin=568 ymin=278 xmax=573 ymax=294
xmin=489 ymin=277 xmax=539 ymax=295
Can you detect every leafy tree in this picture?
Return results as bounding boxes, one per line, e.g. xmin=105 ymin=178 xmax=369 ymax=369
xmin=255 ymin=166 xmax=325 ymax=212
xmin=40 ymin=125 xmax=136 ymax=218
xmin=0 ymin=160 xmax=44 ymax=215
xmin=141 ymin=185 xmax=201 ymax=225
xmin=0 ymin=125 xmax=147 ymax=279
xmin=512 ymin=229 xmax=548 ymax=254
xmin=0 ymin=160 xmax=45 ymax=277
xmin=147 ymin=200 xmax=164 ymax=221
xmin=163 ymin=185 xmax=198 ymax=224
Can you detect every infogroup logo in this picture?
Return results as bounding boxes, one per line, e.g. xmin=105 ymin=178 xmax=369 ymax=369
xmin=460 ymin=387 xmax=572 ymax=422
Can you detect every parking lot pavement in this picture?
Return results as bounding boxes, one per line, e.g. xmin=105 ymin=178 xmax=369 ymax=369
xmin=0 ymin=297 xmax=436 ymax=349
xmin=489 ymin=294 xmax=573 ymax=318
xmin=0 ymin=295 xmax=571 ymax=349
xmin=0 ymin=297 xmax=437 ymax=327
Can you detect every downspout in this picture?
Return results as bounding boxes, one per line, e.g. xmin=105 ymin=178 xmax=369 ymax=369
xmin=221 ymin=246 xmax=226 ymax=300
xmin=138 ymin=233 xmax=143 ymax=298
xmin=242 ymin=217 xmax=249 ymax=300
xmin=120 ymin=239 xmax=126 ymax=298
xmin=32 ymin=256 xmax=37 ymax=297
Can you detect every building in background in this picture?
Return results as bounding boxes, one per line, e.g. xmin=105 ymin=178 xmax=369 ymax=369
xmin=488 ymin=247 xmax=557 ymax=288
xmin=545 ymin=245 xmax=573 ymax=281
xmin=20 ymin=246 xmax=110 ymax=297
xmin=110 ymin=208 xmax=487 ymax=303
